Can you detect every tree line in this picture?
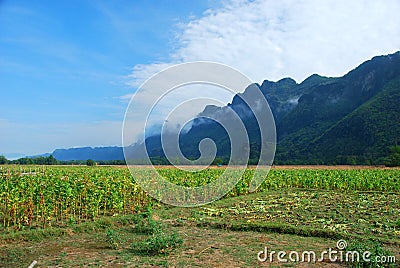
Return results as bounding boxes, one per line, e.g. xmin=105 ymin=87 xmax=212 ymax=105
xmin=0 ymin=155 xmax=126 ymax=166
xmin=1 ymin=146 xmax=399 ymax=166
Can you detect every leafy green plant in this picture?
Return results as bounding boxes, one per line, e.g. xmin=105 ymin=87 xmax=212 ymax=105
xmin=134 ymin=216 xmax=163 ymax=235
xmin=130 ymin=212 xmax=182 ymax=255
xmin=105 ymin=228 xmax=122 ymax=250
xmin=130 ymin=231 xmax=183 ymax=255
xmin=346 ymin=240 xmax=396 ymax=268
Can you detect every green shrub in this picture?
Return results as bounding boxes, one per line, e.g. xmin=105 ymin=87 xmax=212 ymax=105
xmin=126 ymin=210 xmax=154 ymax=221
xmin=130 ymin=231 xmax=183 ymax=255
xmin=134 ymin=217 xmax=163 ymax=235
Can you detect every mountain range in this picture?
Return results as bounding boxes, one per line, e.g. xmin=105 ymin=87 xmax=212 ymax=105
xmin=35 ymin=51 xmax=400 ymax=165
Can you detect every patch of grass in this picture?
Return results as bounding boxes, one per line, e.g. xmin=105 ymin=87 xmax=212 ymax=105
xmin=1 ymin=186 xmax=399 ymax=267
xmin=346 ymin=239 xmax=397 ymax=268
xmin=105 ymin=228 xmax=122 ymax=249
xmin=0 ymin=247 xmax=29 ymax=267
xmin=96 ymin=217 xmax=113 ymax=228
xmin=0 ymin=212 xmax=150 ymax=243
xmin=190 ymin=189 xmax=400 ymax=244
xmin=130 ymin=231 xmax=183 ymax=255
xmin=196 ymin=220 xmax=343 ymax=239
xmin=0 ymin=226 xmax=71 ymax=242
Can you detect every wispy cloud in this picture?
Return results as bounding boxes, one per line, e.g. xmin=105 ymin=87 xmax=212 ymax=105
xmin=117 ymin=93 xmax=134 ymax=101
xmin=128 ymin=0 xmax=400 ymax=85
xmin=120 ymin=0 xmax=400 ymax=144
xmin=126 ymin=62 xmax=177 ymax=87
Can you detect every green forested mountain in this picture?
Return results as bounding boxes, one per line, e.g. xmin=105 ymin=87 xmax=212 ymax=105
xmin=304 ymin=77 xmax=400 ymax=164
xmin=273 ymin=51 xmax=400 ymax=164
xmin=159 ymin=51 xmax=400 ymax=165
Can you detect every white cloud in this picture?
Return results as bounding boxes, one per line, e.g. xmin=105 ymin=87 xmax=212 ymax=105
xmin=126 ymin=62 xmax=176 ymax=87
xmin=128 ymin=0 xmax=400 ymax=85
xmin=123 ymin=82 xmax=240 ymax=146
xmin=121 ymin=0 xmax=400 ymax=144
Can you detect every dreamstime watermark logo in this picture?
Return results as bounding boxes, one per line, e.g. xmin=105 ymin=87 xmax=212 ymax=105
xmin=257 ymin=239 xmax=397 ymax=264
xmin=122 ymin=62 xmax=276 ymax=207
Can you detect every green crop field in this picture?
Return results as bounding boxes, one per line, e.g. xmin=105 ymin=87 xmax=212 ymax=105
xmin=0 ymin=165 xmax=399 ymax=267
xmin=0 ymin=166 xmax=399 ymax=231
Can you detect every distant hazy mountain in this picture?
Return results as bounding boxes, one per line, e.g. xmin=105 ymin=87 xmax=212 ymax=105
xmin=45 ymin=51 xmax=400 ymax=164
xmin=51 ymin=147 xmax=124 ymax=161
xmin=4 ymin=153 xmax=27 ymax=161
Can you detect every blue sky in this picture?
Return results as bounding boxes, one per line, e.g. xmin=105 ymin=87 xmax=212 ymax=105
xmin=0 ymin=0 xmax=214 ymax=157
xmin=1 ymin=0 xmax=400 ymax=158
